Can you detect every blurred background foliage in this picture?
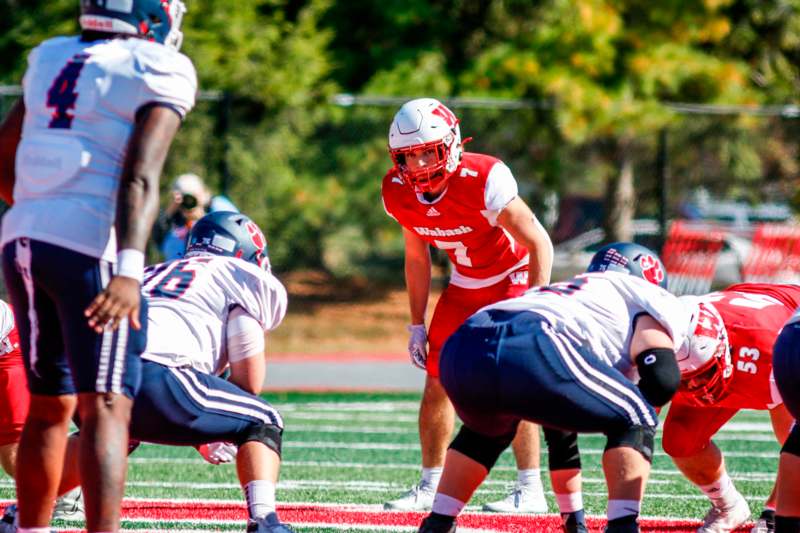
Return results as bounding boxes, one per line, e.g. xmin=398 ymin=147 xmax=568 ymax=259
xmin=0 ymin=0 xmax=798 ymax=278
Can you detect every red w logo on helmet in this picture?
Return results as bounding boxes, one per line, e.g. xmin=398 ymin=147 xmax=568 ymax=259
xmin=245 ymin=221 xmax=266 ymax=251
xmin=431 ymin=104 xmax=457 ymax=127
xmin=639 ymin=254 xmax=665 ymax=286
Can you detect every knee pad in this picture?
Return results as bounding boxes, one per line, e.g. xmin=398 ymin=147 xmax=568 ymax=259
xmin=543 ymin=427 xmax=581 ymax=471
xmin=236 ymin=423 xmax=283 ymax=458
xmin=782 ymin=426 xmax=800 ymax=458
xmin=449 ymin=425 xmax=514 ymax=471
xmin=605 ymin=425 xmax=656 ymax=463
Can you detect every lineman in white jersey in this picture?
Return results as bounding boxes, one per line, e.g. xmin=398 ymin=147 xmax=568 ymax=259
xmin=416 ymin=243 xmax=689 ymax=533
xmin=0 ymin=212 xmax=295 ymax=533
xmin=0 ymin=1 xmax=196 ymax=531
xmin=770 ymin=309 xmax=800 ymax=532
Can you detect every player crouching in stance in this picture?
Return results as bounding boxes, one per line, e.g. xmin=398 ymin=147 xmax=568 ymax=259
xmin=770 ymin=307 xmax=800 ymax=533
xmin=663 ymin=284 xmax=800 ymax=533
xmin=416 ymin=243 xmax=687 ymax=533
xmin=0 ymin=211 xmax=294 ymax=533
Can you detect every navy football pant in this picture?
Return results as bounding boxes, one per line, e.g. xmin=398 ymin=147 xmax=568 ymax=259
xmin=440 ymin=309 xmax=657 ymax=439
xmin=772 ymin=322 xmax=800 ymax=456
xmin=2 ymin=238 xmax=146 ymax=398
xmin=130 ymin=360 xmax=283 ymax=446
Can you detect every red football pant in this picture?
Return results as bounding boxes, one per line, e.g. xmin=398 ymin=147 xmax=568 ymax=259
xmin=662 ymin=401 xmax=739 ymax=458
xmin=426 ymin=268 xmax=528 ymax=378
xmin=0 ymin=355 xmax=29 ymax=446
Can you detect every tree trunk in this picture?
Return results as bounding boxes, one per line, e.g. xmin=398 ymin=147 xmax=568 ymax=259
xmin=603 ymin=139 xmax=635 ymax=243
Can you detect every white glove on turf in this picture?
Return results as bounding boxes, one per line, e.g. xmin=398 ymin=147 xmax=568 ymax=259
xmin=407 ymin=324 xmax=428 ymax=371
xmin=197 ymin=441 xmax=238 ymax=465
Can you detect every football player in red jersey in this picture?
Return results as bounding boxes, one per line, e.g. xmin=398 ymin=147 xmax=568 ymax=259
xmin=663 ymin=284 xmax=800 ymax=533
xmin=0 ymin=300 xmax=85 ymax=525
xmin=0 ymin=300 xmax=27 ymax=480
xmin=381 ymin=98 xmax=566 ymax=518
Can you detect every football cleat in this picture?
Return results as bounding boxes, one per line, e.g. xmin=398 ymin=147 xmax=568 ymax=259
xmin=697 ymin=493 xmax=751 ymax=533
xmin=417 ymin=513 xmax=457 ymax=533
xmin=384 ymin=482 xmax=436 ymax=511
xmin=750 ymin=509 xmax=775 ymax=533
xmin=603 ymin=515 xmax=640 ymax=533
xmin=52 ymin=486 xmax=85 ymax=522
xmin=245 ymin=512 xmax=295 ymax=532
xmin=482 ymin=483 xmax=548 ymax=513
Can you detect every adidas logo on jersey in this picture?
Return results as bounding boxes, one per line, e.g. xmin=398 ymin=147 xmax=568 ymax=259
xmin=426 ymin=207 xmax=441 ymax=217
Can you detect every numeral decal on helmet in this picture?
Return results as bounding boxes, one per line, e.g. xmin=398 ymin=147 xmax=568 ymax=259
xmin=46 ymin=54 xmax=89 ymax=129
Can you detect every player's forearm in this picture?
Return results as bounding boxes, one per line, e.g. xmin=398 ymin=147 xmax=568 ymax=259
xmin=526 ymin=230 xmax=553 ymax=287
xmin=116 ymin=106 xmax=182 ymax=251
xmin=229 ymin=356 xmax=266 ymax=395
xmin=405 ymin=255 xmax=431 ymax=325
xmin=501 ymin=212 xmax=553 ymax=287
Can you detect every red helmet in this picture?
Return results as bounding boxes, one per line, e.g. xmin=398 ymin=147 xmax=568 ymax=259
xmin=388 ymin=98 xmax=464 ymax=193
xmin=675 ymin=297 xmax=733 ymax=406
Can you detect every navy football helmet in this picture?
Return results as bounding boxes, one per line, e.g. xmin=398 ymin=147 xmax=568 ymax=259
xmin=186 ymin=211 xmax=270 ymax=271
xmin=79 ymin=0 xmax=187 ymax=50
xmin=586 ymin=242 xmax=668 ymax=290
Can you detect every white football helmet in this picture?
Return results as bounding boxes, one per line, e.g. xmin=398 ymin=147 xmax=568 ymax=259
xmin=676 ymin=296 xmax=733 ymax=406
xmin=388 ymin=98 xmax=464 ymax=193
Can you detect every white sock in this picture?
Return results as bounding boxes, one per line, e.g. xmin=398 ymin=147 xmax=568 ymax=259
xmin=244 ymin=480 xmax=276 ymax=520
xmin=699 ymin=473 xmax=739 ymax=508
xmin=421 ymin=467 xmax=443 ymax=489
xmin=517 ymin=468 xmax=543 ymax=489
xmin=556 ymin=491 xmax=584 ymax=514
xmin=18 ymin=529 xmax=51 ymax=533
xmin=607 ymin=499 xmax=641 ymax=521
xmin=432 ymin=493 xmax=465 ymax=517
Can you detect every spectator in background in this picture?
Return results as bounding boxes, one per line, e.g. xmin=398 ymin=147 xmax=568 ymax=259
xmin=153 ymin=173 xmax=238 ymax=261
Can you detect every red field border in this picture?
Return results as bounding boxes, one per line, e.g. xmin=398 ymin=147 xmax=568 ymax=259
xmin=18 ymin=498 xmax=754 ymax=532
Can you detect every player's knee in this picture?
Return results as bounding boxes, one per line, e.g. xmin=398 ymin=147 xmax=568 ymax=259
xmin=237 ymin=422 xmax=283 ymax=458
xmin=543 ymin=427 xmax=581 ymax=471
xmin=28 ymin=395 xmax=76 ymax=424
xmin=605 ymin=425 xmax=656 ymax=463
xmin=781 ymin=426 xmax=800 ymax=458
xmin=449 ymin=425 xmax=514 ymax=471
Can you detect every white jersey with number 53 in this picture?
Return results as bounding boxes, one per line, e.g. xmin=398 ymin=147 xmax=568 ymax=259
xmin=1 ymin=35 xmax=197 ymax=261
xmin=483 ymin=271 xmax=691 ymax=379
xmin=141 ymin=256 xmax=287 ymax=375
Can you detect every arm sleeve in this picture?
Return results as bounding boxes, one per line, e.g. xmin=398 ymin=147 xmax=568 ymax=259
xmin=226 ymin=306 xmax=266 ymax=363
xmin=136 ymin=49 xmax=197 ymax=118
xmin=483 ymin=163 xmax=519 ymax=226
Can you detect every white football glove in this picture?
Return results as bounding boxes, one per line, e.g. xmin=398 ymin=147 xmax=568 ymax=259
xmin=196 ymin=441 xmax=238 ymax=465
xmin=407 ymin=324 xmax=428 ymax=371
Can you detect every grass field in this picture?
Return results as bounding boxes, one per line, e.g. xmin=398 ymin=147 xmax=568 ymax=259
xmin=0 ymin=391 xmax=778 ymax=532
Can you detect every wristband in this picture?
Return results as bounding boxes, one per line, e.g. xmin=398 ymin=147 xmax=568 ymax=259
xmin=116 ymin=248 xmax=145 ymax=283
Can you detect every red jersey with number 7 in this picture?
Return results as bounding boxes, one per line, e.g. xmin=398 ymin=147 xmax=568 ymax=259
xmin=673 ymin=283 xmax=800 ymax=410
xmin=381 ymin=152 xmax=529 ymax=289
